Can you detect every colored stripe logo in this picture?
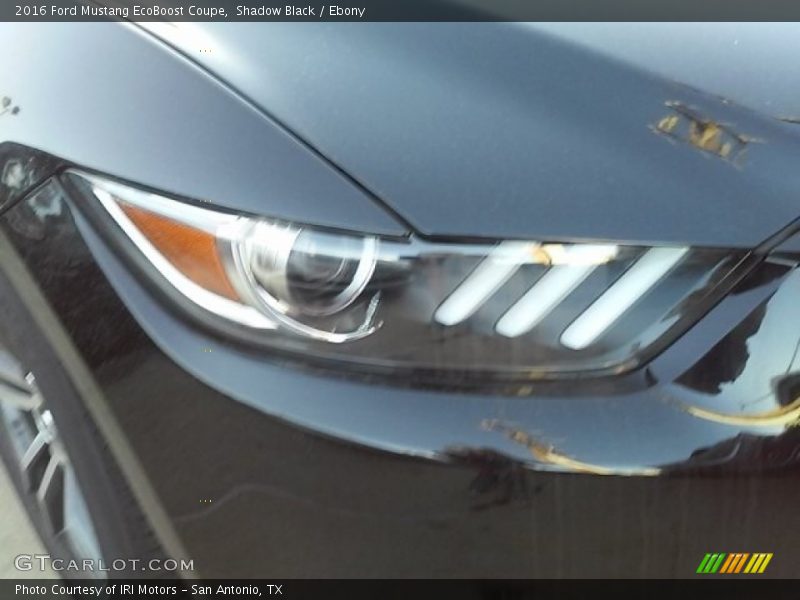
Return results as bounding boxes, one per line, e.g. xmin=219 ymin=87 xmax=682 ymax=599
xmin=696 ymin=553 xmax=773 ymax=574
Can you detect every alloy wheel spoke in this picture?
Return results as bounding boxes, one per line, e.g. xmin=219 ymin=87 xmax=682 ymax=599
xmin=36 ymin=453 xmax=66 ymax=535
xmin=36 ymin=452 xmax=60 ymax=501
xmin=20 ymin=430 xmax=48 ymax=471
xmin=0 ymin=380 xmax=41 ymax=411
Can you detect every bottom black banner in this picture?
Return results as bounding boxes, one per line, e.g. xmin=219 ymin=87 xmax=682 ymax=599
xmin=1 ymin=579 xmax=794 ymax=600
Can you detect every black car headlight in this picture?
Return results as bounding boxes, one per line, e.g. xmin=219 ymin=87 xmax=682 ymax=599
xmin=72 ymin=171 xmax=748 ymax=380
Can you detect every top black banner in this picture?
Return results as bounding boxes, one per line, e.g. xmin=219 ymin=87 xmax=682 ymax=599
xmin=5 ymin=0 xmax=800 ymax=22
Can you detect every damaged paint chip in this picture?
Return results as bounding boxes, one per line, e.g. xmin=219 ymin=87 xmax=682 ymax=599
xmin=652 ymin=101 xmax=755 ymax=165
xmin=481 ymin=419 xmax=661 ymax=476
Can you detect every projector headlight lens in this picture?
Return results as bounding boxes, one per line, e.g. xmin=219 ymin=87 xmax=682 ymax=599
xmin=238 ymin=223 xmax=379 ymax=318
xmin=74 ymin=171 xmax=749 ymax=380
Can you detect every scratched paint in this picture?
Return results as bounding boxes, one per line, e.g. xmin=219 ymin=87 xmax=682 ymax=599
xmin=652 ymin=101 xmax=757 ymax=166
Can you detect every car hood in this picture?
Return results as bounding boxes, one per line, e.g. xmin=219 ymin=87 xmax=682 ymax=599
xmin=142 ymin=22 xmax=800 ymax=248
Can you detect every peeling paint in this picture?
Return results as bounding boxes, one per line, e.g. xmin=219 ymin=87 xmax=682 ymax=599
xmin=482 ymin=419 xmax=661 ymax=476
xmin=652 ymin=101 xmax=757 ymax=166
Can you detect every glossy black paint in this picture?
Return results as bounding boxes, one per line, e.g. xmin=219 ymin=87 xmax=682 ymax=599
xmin=533 ymin=23 xmax=800 ymax=120
xmin=3 ymin=22 xmax=800 ymax=578
xmin=0 ymin=23 xmax=405 ymax=236
xmin=144 ymin=22 xmax=800 ymax=247
xmin=0 ymin=152 xmax=799 ymax=576
xmin=5 ymin=23 xmax=800 ymax=246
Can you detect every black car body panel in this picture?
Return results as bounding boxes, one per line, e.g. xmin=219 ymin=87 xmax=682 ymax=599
xmin=141 ymin=22 xmax=800 ymax=246
xmin=1 ymin=151 xmax=800 ymax=576
xmin=2 ymin=22 xmax=800 ymax=578
xmin=534 ymin=23 xmax=800 ymax=119
xmin=0 ymin=23 xmax=405 ymax=236
xmin=4 ymin=23 xmax=800 ymax=246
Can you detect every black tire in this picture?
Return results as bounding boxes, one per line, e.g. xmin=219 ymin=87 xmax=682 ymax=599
xmin=0 ymin=269 xmax=171 ymax=579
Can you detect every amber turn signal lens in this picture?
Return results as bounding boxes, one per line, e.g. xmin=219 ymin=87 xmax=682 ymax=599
xmin=120 ymin=203 xmax=239 ymax=301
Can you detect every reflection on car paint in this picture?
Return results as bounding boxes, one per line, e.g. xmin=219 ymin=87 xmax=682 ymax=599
xmin=441 ymin=445 xmax=531 ymax=510
xmin=0 ymin=144 xmax=61 ymax=213
xmin=681 ymin=397 xmax=800 ymax=428
xmin=675 ymin=267 xmax=800 ymax=420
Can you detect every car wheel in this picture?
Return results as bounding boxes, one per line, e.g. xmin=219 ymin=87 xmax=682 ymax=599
xmin=0 ymin=280 xmax=171 ymax=579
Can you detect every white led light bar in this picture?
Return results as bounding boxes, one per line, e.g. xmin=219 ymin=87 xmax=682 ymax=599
xmin=495 ymin=264 xmax=596 ymax=338
xmin=560 ymin=246 xmax=689 ymax=350
xmin=434 ymin=241 xmax=537 ymax=326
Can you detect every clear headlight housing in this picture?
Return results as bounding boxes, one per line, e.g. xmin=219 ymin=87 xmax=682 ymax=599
xmin=74 ymin=171 xmax=748 ymax=380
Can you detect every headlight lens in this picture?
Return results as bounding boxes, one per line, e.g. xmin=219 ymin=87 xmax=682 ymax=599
xmin=75 ymin=171 xmax=748 ymax=380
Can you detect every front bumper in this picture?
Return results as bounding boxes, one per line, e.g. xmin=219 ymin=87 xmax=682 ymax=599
xmin=2 ymin=154 xmax=800 ymax=577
